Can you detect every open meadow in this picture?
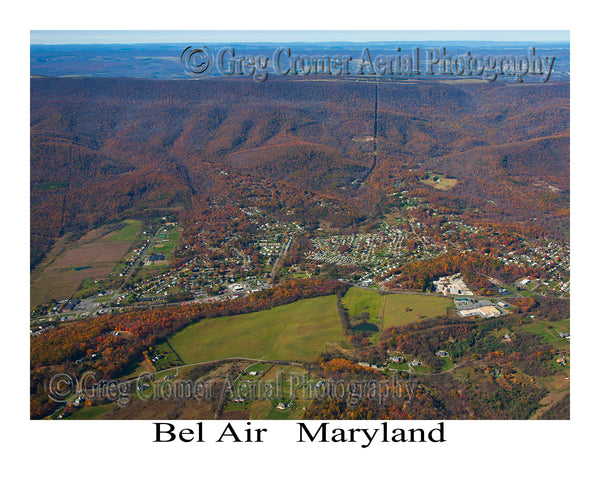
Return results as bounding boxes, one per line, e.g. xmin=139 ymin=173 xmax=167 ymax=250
xmin=340 ymin=287 xmax=453 ymax=329
xmin=169 ymin=295 xmax=346 ymax=363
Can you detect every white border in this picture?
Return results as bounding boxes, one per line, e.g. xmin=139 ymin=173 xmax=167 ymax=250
xmin=6 ymin=1 xmax=597 ymax=478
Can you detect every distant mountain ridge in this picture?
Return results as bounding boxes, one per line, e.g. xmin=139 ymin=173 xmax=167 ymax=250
xmin=30 ymin=76 xmax=569 ymax=268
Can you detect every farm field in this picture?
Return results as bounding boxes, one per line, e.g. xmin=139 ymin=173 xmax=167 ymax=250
xmin=382 ymin=293 xmax=453 ymax=328
xmin=30 ymin=219 xmax=143 ymax=308
xmin=168 ymin=295 xmax=345 ymax=364
xmin=341 ymin=287 xmax=383 ymax=325
xmin=341 ymin=288 xmax=453 ymax=329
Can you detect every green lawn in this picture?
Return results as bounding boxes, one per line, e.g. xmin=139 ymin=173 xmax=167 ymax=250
xmin=168 ymin=295 xmax=345 ymax=363
xmin=387 ymin=362 xmax=410 ymax=372
xmin=439 ymin=356 xmax=454 ymax=371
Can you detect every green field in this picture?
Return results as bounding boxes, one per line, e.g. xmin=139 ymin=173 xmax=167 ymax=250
xmin=67 ymin=404 xmax=113 ymax=420
xmin=108 ymin=219 xmax=143 ymax=242
xmin=383 ymin=293 xmax=453 ymax=328
xmin=151 ymin=227 xmax=181 ymax=256
xmin=518 ymin=319 xmax=570 ymax=347
xmin=169 ymin=295 xmax=345 ymax=363
xmin=342 ymin=288 xmax=383 ymax=324
xmin=341 ymin=288 xmax=453 ymax=329
xmin=149 ymin=341 xmax=184 ymax=371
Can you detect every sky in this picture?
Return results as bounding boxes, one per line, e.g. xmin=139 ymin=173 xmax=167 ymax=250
xmin=30 ymin=30 xmax=570 ymax=45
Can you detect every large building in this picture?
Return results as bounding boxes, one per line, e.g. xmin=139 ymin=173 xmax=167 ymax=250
xmin=433 ymin=273 xmax=474 ymax=296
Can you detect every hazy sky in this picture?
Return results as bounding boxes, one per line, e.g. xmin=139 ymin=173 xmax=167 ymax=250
xmin=30 ymin=30 xmax=570 ymax=45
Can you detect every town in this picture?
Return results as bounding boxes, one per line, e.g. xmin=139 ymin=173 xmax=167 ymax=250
xmin=30 ymin=196 xmax=570 ymax=333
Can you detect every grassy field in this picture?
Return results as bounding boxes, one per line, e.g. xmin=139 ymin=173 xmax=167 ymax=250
xmin=518 ymin=319 xmax=570 ymax=348
xmin=382 ymin=293 xmax=453 ymax=328
xmin=168 ymin=295 xmax=345 ymax=363
xmin=108 ymin=219 xmax=142 ymax=242
xmin=151 ymin=226 xmax=181 ymax=256
xmin=341 ymin=288 xmax=453 ymax=329
xmin=341 ymin=288 xmax=384 ymax=325
xmin=30 ymin=220 xmax=142 ymax=308
xmin=420 ymin=173 xmax=458 ymax=191
xmin=66 ymin=404 xmax=114 ymax=420
xmin=149 ymin=341 xmax=184 ymax=371
xmin=245 ymin=362 xmax=272 ymax=374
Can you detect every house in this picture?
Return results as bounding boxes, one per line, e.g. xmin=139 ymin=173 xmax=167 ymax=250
xmin=436 ymin=351 xmax=449 ymax=357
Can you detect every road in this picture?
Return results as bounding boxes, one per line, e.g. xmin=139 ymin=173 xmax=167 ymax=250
xmin=111 ymin=225 xmax=168 ymax=300
xmin=267 ymin=236 xmax=293 ymax=284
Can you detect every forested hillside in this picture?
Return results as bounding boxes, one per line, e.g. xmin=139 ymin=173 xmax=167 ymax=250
xmin=31 ymin=77 xmax=569 ymax=269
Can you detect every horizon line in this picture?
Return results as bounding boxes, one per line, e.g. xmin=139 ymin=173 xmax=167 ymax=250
xmin=30 ymin=30 xmax=570 ymax=45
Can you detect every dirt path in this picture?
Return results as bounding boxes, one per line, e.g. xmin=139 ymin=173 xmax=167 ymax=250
xmin=530 ymin=390 xmax=569 ymax=419
xmin=380 ymin=293 xmax=386 ymax=332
